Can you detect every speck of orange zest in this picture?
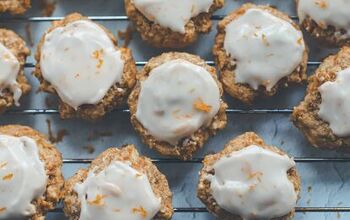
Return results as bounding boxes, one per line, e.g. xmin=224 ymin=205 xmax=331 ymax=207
xmin=132 ymin=206 xmax=148 ymax=218
xmin=297 ymin=37 xmax=303 ymax=45
xmin=261 ymin=34 xmax=269 ymax=46
xmin=92 ymin=49 xmax=103 ymax=59
xmin=315 ymin=0 xmax=328 ymax=9
xmin=88 ymin=194 xmax=107 ymax=206
xmin=2 ymin=173 xmax=13 ymax=181
xmin=0 ymin=161 xmax=7 ymax=169
xmin=194 ymin=99 xmax=212 ymax=113
xmin=0 ymin=207 xmax=6 ymax=213
xmin=92 ymin=49 xmax=104 ymax=69
xmin=249 ymin=184 xmax=256 ymax=191
xmin=3 ymin=54 xmax=10 ymax=60
xmin=96 ymin=59 xmax=104 ymax=69
xmin=248 ymin=171 xmax=263 ymax=181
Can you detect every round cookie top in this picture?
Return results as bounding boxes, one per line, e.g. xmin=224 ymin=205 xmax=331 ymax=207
xmin=74 ymin=161 xmax=161 ymax=220
xmin=224 ymin=8 xmax=305 ymax=91
xmin=136 ymin=59 xmax=220 ymax=145
xmin=298 ymin=0 xmax=350 ymax=37
xmin=318 ymin=67 xmax=350 ymax=137
xmin=208 ymin=145 xmax=297 ymax=220
xmin=133 ymin=0 xmax=213 ymax=33
xmin=40 ymin=19 xmax=125 ymax=109
xmin=0 ymin=42 xmax=22 ymax=106
xmin=0 ymin=134 xmax=47 ymax=219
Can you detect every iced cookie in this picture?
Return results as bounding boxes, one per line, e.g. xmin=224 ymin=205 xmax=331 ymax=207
xmin=214 ymin=3 xmax=308 ymax=104
xmin=198 ymin=132 xmax=300 ymax=220
xmin=63 ymin=145 xmax=173 ymax=220
xmin=34 ymin=13 xmax=137 ymax=120
xmin=0 ymin=125 xmax=64 ymax=220
xmin=292 ymin=46 xmax=350 ymax=151
xmin=297 ymin=0 xmax=350 ymax=46
xmin=125 ymin=0 xmax=224 ymax=48
xmin=0 ymin=29 xmax=31 ymax=113
xmin=128 ymin=52 xmax=227 ymax=160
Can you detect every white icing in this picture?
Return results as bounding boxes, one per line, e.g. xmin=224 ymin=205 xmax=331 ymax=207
xmin=0 ymin=135 xmax=47 ymax=219
xmin=298 ymin=0 xmax=350 ymax=37
xmin=318 ymin=67 xmax=350 ymax=137
xmin=40 ymin=20 xmax=125 ymax=109
xmin=224 ymin=8 xmax=305 ymax=91
xmin=0 ymin=43 xmax=22 ymax=106
xmin=208 ymin=145 xmax=297 ymax=220
xmin=133 ymin=0 xmax=213 ymax=33
xmin=75 ymin=161 xmax=161 ymax=220
xmin=136 ymin=59 xmax=220 ymax=145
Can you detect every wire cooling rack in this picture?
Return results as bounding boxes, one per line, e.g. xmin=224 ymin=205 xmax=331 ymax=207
xmin=0 ymin=1 xmax=349 ymax=219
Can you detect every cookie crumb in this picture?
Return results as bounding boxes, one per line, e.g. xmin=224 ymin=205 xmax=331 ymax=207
xmin=117 ymin=24 xmax=134 ymax=47
xmin=82 ymin=144 xmax=95 ymax=154
xmin=40 ymin=0 xmax=57 ymax=16
xmin=46 ymin=119 xmax=69 ymax=143
xmin=24 ymin=23 xmax=34 ymax=47
xmin=45 ymin=97 xmax=55 ymax=108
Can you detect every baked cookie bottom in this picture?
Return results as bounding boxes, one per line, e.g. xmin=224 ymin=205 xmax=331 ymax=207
xmin=197 ymin=132 xmax=300 ymax=220
xmin=0 ymin=29 xmax=31 ymax=113
xmin=124 ymin=0 xmax=224 ymax=48
xmin=299 ymin=17 xmax=350 ymax=47
xmin=0 ymin=124 xmax=64 ymax=220
xmin=296 ymin=0 xmax=350 ymax=46
xmin=0 ymin=0 xmax=31 ymax=14
xmin=128 ymin=52 xmax=228 ymax=160
xmin=292 ymin=46 xmax=350 ymax=151
xmin=213 ymin=3 xmax=308 ymax=104
xmin=34 ymin=13 xmax=137 ymax=121
xmin=63 ymin=145 xmax=173 ymax=220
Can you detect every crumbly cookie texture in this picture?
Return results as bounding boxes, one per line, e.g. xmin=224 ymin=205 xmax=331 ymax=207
xmin=0 ymin=124 xmax=64 ymax=220
xmin=63 ymin=145 xmax=173 ymax=220
xmin=213 ymin=3 xmax=308 ymax=104
xmin=0 ymin=29 xmax=31 ymax=113
xmin=0 ymin=0 xmax=31 ymax=14
xmin=292 ymin=46 xmax=350 ymax=150
xmin=197 ymin=132 xmax=300 ymax=220
xmin=124 ymin=0 xmax=224 ymax=48
xmin=128 ymin=52 xmax=227 ymax=160
xmin=34 ymin=13 xmax=137 ymax=121
xmin=296 ymin=0 xmax=350 ymax=46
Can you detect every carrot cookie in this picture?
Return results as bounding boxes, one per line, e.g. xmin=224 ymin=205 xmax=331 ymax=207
xmin=198 ymin=132 xmax=300 ymax=220
xmin=128 ymin=52 xmax=227 ymax=160
xmin=297 ymin=0 xmax=350 ymax=46
xmin=0 ymin=0 xmax=30 ymax=14
xmin=63 ymin=145 xmax=173 ymax=220
xmin=0 ymin=29 xmax=31 ymax=113
xmin=34 ymin=13 xmax=137 ymax=120
xmin=292 ymin=47 xmax=350 ymax=150
xmin=0 ymin=125 xmax=64 ymax=220
xmin=214 ymin=3 xmax=308 ymax=104
xmin=125 ymin=0 xmax=224 ymax=48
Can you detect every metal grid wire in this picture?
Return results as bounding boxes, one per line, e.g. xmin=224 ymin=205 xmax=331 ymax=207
xmin=1 ymin=11 xmax=349 ymax=215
